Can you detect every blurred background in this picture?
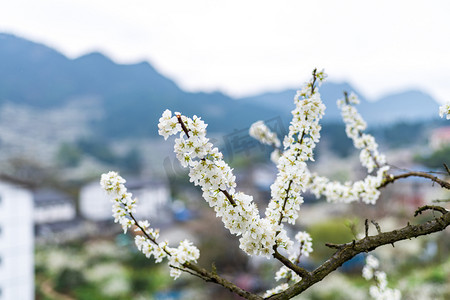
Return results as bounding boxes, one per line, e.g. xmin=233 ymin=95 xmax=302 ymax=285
xmin=0 ymin=1 xmax=449 ymax=299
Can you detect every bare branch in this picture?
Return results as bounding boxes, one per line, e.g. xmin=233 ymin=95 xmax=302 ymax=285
xmin=414 ymin=205 xmax=448 ymax=216
xmin=365 ymin=219 xmax=369 ymax=238
xmin=379 ymin=171 xmax=450 ymax=190
xmin=272 ymin=247 xmax=311 ymax=279
xmin=371 ymin=220 xmax=382 ymax=234
xmin=170 ymin=264 xmax=209 ymax=281
xmin=432 ymin=199 xmax=450 ymax=203
xmin=219 ymin=188 xmax=237 ymax=207
xmin=325 ymin=243 xmax=344 ymax=250
xmin=444 ymin=163 xmax=450 ymax=176
xmin=130 ymin=212 xmax=261 ymax=299
xmin=176 ymin=114 xmax=190 ymax=138
xmin=184 ymin=262 xmax=263 ymax=300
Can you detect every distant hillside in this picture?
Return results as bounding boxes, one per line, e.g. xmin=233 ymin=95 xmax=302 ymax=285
xmin=239 ymin=82 xmax=367 ymax=122
xmin=0 ymin=33 xmax=277 ymax=138
xmin=239 ymin=84 xmax=440 ymax=126
xmin=0 ymin=33 xmax=442 ymax=140
xmin=359 ymin=90 xmax=440 ymax=125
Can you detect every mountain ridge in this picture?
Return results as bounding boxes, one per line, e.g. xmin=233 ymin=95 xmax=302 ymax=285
xmin=0 ymin=32 xmax=441 ymax=139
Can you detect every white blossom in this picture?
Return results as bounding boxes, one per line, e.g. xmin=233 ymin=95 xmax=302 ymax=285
xmin=337 ymin=93 xmax=386 ymax=172
xmin=100 ymin=171 xmax=200 ymax=279
xmin=270 ymin=149 xmax=282 ymax=164
xmin=439 ymin=102 xmax=450 ymax=119
xmin=306 ymin=92 xmax=390 ymax=205
xmin=167 ymin=239 xmax=200 ymax=279
xmin=99 ymin=69 xmax=410 ymax=295
xmin=295 ymin=231 xmax=313 ymax=257
xmin=263 ymin=283 xmax=290 ymax=298
xmin=249 ymin=120 xmax=281 ymax=148
xmin=265 ymin=230 xmax=312 ymax=297
xmin=363 ymin=255 xmax=401 ymax=300
xmin=158 ymin=110 xmax=285 ymax=257
xmin=266 ymin=69 xmax=326 ymax=229
xmin=157 ymin=109 xmax=182 ymax=140
xmin=309 ymin=166 xmax=389 ymax=205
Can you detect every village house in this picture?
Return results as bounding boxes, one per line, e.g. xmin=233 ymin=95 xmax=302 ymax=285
xmin=79 ymin=177 xmax=170 ymax=222
xmin=0 ymin=181 xmax=34 ymax=300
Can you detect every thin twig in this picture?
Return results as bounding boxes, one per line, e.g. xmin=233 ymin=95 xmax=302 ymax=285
xmin=371 ymin=220 xmax=382 ymax=234
xmin=325 ymin=243 xmax=344 ymax=249
xmin=176 ymin=114 xmax=190 ymax=138
xmin=444 ymin=163 xmax=450 ymax=176
xmin=432 ymin=199 xmax=450 ymax=203
xmin=170 ymin=264 xmax=209 ymax=281
xmin=414 ymin=205 xmax=448 ymax=217
xmin=365 ymin=219 xmax=369 ymax=238
xmin=379 ymin=171 xmax=450 ymax=190
xmin=219 ymin=189 xmax=237 ymax=206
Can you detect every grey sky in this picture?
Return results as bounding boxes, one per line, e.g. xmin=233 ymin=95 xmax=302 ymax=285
xmin=1 ymin=0 xmax=449 ymax=102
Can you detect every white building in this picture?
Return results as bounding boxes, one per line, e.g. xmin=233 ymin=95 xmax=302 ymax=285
xmin=80 ymin=178 xmax=170 ymax=222
xmin=33 ymin=189 xmax=76 ymax=224
xmin=0 ymin=181 xmax=34 ymax=300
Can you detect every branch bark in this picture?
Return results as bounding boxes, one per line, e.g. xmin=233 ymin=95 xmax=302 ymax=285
xmin=267 ymin=206 xmax=449 ymax=299
xmin=183 ymin=262 xmax=263 ymax=300
xmin=379 ymin=171 xmax=450 ymax=190
xmin=272 ymin=247 xmax=311 ymax=279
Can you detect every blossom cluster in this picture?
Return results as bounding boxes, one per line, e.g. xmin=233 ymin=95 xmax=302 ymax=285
xmin=249 ymin=121 xmax=281 ymax=148
xmin=265 ymin=69 xmax=326 ymax=226
xmin=308 ymin=166 xmax=389 ymax=205
xmin=158 ymin=110 xmax=289 ymax=257
xmin=166 ymin=240 xmax=200 ymax=279
xmin=249 ymin=120 xmax=283 ymax=164
xmin=263 ymin=283 xmax=289 ymax=298
xmin=362 ymin=255 xmax=401 ymax=300
xmin=337 ymin=92 xmax=386 ymax=172
xmin=275 ymin=231 xmax=312 ymax=282
xmin=100 ymin=171 xmax=136 ymax=233
xmin=439 ymin=102 xmax=450 ymax=119
xmin=306 ymin=92 xmax=389 ymax=205
xmin=294 ymin=231 xmax=313 ymax=257
xmin=100 ymin=171 xmax=199 ymax=279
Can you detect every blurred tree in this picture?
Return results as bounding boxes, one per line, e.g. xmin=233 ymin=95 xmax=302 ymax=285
xmin=56 ymin=143 xmax=82 ymax=167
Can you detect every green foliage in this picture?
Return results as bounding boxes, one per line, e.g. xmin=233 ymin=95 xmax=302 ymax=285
xmin=308 ymin=218 xmax=355 ymax=261
xmin=35 ymin=239 xmax=171 ymax=299
xmin=74 ymin=285 xmax=119 ymax=300
xmin=54 ymin=268 xmax=87 ymax=293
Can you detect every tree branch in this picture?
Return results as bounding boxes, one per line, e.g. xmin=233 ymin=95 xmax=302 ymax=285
xmin=272 ymin=247 xmax=311 ymax=279
xmin=130 ymin=211 xmax=261 ymax=299
xmin=267 ymin=205 xmax=450 ymax=299
xmin=176 ymin=114 xmax=190 ymax=138
xmin=414 ymin=205 xmax=448 ymax=216
xmin=379 ymin=171 xmax=450 ymax=190
xmin=183 ymin=262 xmax=263 ymax=300
xmin=444 ymin=163 xmax=450 ymax=176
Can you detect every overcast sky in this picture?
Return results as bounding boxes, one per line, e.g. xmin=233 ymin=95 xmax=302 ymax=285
xmin=1 ymin=0 xmax=450 ymax=103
